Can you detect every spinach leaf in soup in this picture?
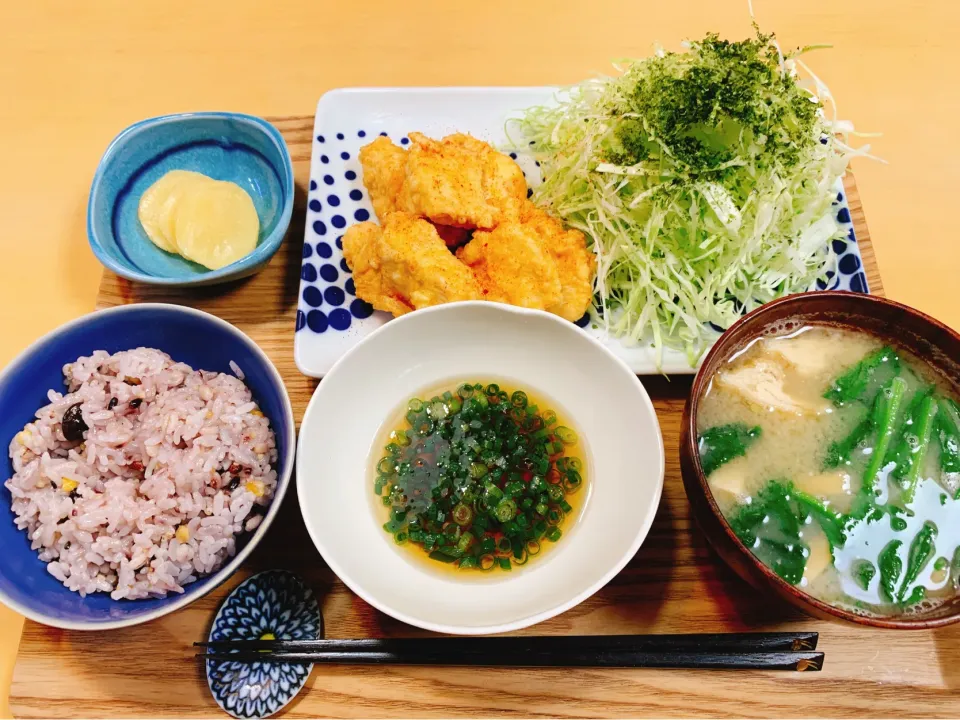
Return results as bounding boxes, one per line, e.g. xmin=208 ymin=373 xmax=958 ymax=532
xmin=823 ymin=346 xmax=900 ymax=406
xmin=898 ymin=522 xmax=938 ymax=604
xmin=698 ymin=423 xmax=761 ymax=476
xmin=728 ymin=480 xmax=806 ymax=586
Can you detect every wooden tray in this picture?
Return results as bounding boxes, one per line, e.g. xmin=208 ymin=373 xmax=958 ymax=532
xmin=12 ymin=116 xmax=960 ymax=718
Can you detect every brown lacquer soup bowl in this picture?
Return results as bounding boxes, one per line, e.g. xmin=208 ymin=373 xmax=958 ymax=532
xmin=680 ymin=292 xmax=960 ymax=629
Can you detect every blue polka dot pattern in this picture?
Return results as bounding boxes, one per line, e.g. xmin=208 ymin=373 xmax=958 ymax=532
xmin=831 ymin=239 xmax=847 ymax=255
xmin=303 ymin=286 xmax=323 ymax=307
xmin=317 ymin=242 xmax=332 ymax=259
xmin=327 ymin=195 xmax=340 ymax=207
xmin=302 ymin=243 xmax=312 ymax=259
xmin=336 ymin=132 xmax=344 ymax=140
xmin=309 ymin=199 xmax=322 ymax=212
xmin=574 ymin=313 xmax=590 ymax=328
xmin=321 ymin=155 xmax=329 ymax=164
xmin=837 ymin=207 xmax=851 ymax=224
xmin=349 ymin=189 xmax=363 ymax=201
xmin=345 ymin=170 xmax=357 ymax=181
xmin=331 ymin=215 xmax=346 ymax=229
xmin=317 ymin=135 xmax=325 ymax=143
xmin=400 ymin=137 xmax=410 ymax=145
xmin=323 ymin=175 xmax=334 ymax=185
xmin=341 ymin=152 xmax=350 ymax=160
xmin=324 ymin=287 xmax=345 ymax=306
xmin=379 ymin=131 xmax=388 ymax=137
xmin=838 ymin=253 xmax=861 ymax=274
xmin=355 ymin=209 xmax=370 ymax=222
xmin=301 ymin=264 xmax=317 ymax=282
xmin=295 ymin=309 xmax=306 ymax=331
xmin=307 ymin=310 xmax=328 ymax=333
xmin=340 ymin=258 xmax=350 ymax=272
xmin=309 ymin=180 xmax=317 ymax=191
xmin=312 ymin=220 xmax=327 ymax=236
xmin=350 ymin=298 xmax=373 ymax=319
xmin=358 ymin=130 xmax=366 ymax=138
xmin=329 ymin=308 xmax=351 ymax=331
xmin=849 ymin=272 xmax=868 ymax=293
xmin=320 ymin=264 xmax=339 ymax=282
xmin=335 ymin=236 xmax=343 ymax=249
xmin=345 ymin=278 xmax=355 ymax=296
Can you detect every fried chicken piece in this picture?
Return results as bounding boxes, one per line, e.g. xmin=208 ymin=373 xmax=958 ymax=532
xmin=398 ymin=133 xmax=527 ymax=229
xmin=342 ymin=212 xmax=482 ymax=317
xmin=358 ymin=137 xmax=407 ymax=220
xmin=457 ymin=204 xmax=596 ymax=321
xmin=523 ymin=205 xmax=597 ymax=321
xmin=457 ymin=222 xmax=562 ymax=311
xmin=358 ymin=133 xmax=527 ymax=228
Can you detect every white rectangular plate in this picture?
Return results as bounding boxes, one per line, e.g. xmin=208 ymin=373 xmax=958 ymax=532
xmin=293 ymin=87 xmax=869 ymax=377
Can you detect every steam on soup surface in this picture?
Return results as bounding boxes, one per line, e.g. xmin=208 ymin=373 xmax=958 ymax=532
xmin=698 ymin=326 xmax=960 ymax=617
xmin=372 ymin=381 xmax=588 ymax=573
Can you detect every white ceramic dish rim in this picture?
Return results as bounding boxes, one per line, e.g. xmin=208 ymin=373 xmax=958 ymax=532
xmin=296 ymin=300 xmax=665 ymax=635
xmin=0 ymin=303 xmax=297 ymax=630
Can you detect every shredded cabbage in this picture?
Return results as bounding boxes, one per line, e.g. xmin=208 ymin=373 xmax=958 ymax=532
xmin=510 ymin=30 xmax=875 ymax=367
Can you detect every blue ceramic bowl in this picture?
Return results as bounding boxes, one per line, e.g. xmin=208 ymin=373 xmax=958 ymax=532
xmin=0 ymin=304 xmax=295 ymax=629
xmin=88 ymin=112 xmax=294 ymax=286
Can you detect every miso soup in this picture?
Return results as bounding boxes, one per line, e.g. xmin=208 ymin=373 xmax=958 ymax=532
xmin=371 ymin=380 xmax=589 ymax=574
xmin=697 ymin=325 xmax=960 ymax=617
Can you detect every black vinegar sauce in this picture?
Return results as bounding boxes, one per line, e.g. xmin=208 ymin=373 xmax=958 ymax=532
xmin=370 ymin=379 xmax=590 ymax=575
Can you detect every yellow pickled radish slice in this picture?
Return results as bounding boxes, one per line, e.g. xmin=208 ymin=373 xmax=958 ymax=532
xmin=172 ymin=180 xmax=259 ymax=270
xmin=137 ymin=170 xmax=209 ymax=253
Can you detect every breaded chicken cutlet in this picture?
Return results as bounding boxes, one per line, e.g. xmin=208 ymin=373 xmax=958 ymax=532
xmin=457 ymin=203 xmax=596 ymax=321
xmin=341 ymin=212 xmax=482 ymax=316
xmin=359 ymin=132 xmax=527 ymax=230
xmin=350 ymin=131 xmax=596 ymax=322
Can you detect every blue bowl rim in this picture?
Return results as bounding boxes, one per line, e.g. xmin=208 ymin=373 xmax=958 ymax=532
xmin=0 ymin=302 xmax=296 ymax=630
xmin=86 ymin=111 xmax=295 ymax=286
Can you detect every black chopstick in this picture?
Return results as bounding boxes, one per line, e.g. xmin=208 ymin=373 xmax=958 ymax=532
xmin=198 ymin=648 xmax=823 ymax=671
xmin=196 ymin=631 xmax=817 ymax=653
xmin=196 ymin=632 xmax=822 ymax=671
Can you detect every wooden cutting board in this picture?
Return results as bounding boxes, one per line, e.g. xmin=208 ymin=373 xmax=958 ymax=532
xmin=12 ymin=116 xmax=960 ymax=719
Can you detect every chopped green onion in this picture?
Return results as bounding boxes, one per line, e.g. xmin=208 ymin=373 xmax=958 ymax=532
xmin=494 ymin=499 xmax=518 ymax=522
xmin=563 ymin=470 xmax=583 ymax=492
xmin=555 ymin=427 xmax=578 ymax=445
xmin=545 ymin=527 xmax=562 ymax=542
xmin=408 ymin=398 xmax=424 ymax=412
xmin=511 ymin=391 xmax=528 ymax=408
xmin=452 ymin=503 xmax=474 ymax=526
xmin=429 ymin=550 xmax=457 ymax=563
xmin=479 ymin=553 xmax=496 ymax=570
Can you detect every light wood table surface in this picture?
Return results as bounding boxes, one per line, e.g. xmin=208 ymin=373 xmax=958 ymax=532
xmin=1 ymin=1 xmax=957 ymax=717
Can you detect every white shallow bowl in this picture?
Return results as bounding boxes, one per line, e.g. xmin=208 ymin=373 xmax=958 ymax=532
xmin=297 ymin=301 xmax=664 ymax=634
